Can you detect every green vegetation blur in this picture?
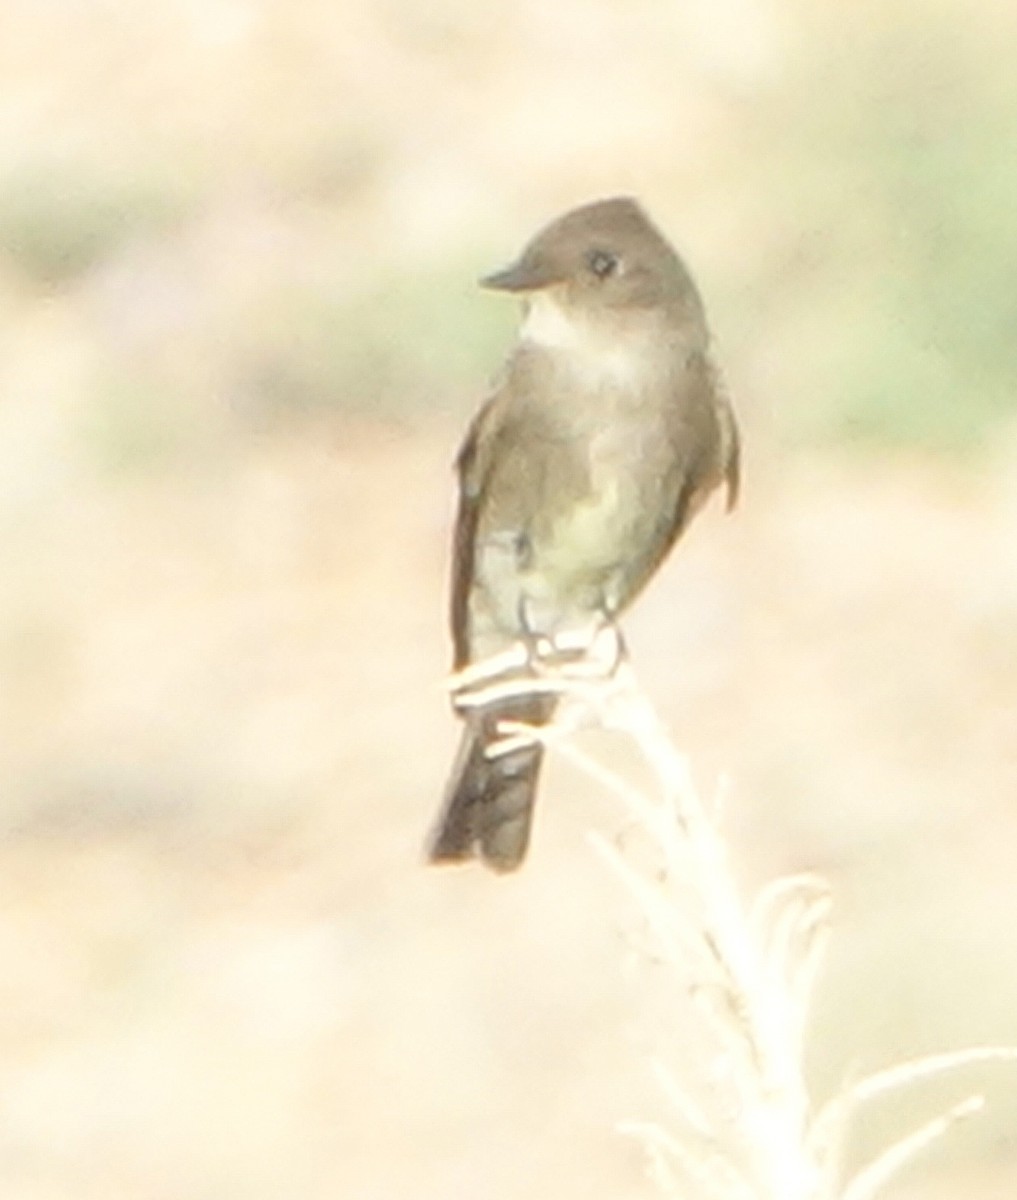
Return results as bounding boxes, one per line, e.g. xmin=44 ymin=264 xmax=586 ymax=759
xmin=1 ymin=0 xmax=1014 ymax=484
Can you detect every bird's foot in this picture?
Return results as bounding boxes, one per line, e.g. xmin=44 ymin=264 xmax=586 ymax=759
xmin=447 ymin=621 xmax=627 ymax=715
xmin=485 ymin=704 xmax=593 ymax=760
xmin=532 ymin=619 xmax=627 ymax=678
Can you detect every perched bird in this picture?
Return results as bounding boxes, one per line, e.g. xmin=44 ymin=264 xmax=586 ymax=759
xmin=427 ymin=197 xmax=740 ymax=871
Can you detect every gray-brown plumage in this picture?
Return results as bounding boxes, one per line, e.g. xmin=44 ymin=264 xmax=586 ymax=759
xmin=427 ymin=197 xmax=739 ymax=871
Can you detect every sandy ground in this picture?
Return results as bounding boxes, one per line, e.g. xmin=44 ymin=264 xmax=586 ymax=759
xmin=0 ymin=421 xmax=1015 ymax=1199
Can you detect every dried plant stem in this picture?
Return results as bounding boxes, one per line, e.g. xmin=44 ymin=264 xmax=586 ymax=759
xmin=453 ymin=646 xmax=1017 ymax=1200
xmin=584 ymin=667 xmax=824 ymax=1200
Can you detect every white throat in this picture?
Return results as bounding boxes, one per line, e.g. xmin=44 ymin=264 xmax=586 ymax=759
xmin=519 ymin=292 xmax=649 ymax=386
xmin=520 ymin=292 xmax=590 ymax=350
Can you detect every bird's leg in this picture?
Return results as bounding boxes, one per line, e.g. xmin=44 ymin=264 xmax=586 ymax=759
xmin=534 ymin=602 xmax=628 ymax=679
xmin=449 ymin=600 xmax=626 ymax=714
xmin=595 ymin=609 xmax=628 ymax=676
xmin=446 ymin=598 xmax=559 ymax=715
xmin=515 ymin=594 xmax=557 ymax=667
xmin=447 ymin=644 xmax=531 ymax=700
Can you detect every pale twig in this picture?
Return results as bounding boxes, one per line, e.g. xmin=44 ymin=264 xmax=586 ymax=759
xmin=619 ymin=1119 xmax=757 ymax=1200
xmin=825 ymin=1045 xmax=1017 ymax=1110
xmin=452 ymin=671 xmax=601 ymax=710
xmin=445 ymin=643 xmax=531 ymax=691
xmin=810 ymin=1045 xmax=1017 ymax=1161
xmin=840 ymin=1095 xmax=984 ymax=1200
xmin=483 ymin=713 xmax=590 ymax=760
xmin=556 ymin=740 xmax=654 ymax=815
xmin=445 ymin=623 xmax=620 ymax=704
xmin=590 ymin=830 xmax=713 ymax=977
xmin=578 ymin=667 xmax=823 ymax=1200
xmin=651 ymin=1059 xmax=718 ymax=1142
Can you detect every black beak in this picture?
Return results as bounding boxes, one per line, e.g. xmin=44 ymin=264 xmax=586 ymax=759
xmin=479 ymin=256 xmax=560 ymax=293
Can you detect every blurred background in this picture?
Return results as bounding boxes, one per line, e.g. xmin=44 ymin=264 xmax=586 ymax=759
xmin=1 ymin=0 xmax=1016 ymax=1196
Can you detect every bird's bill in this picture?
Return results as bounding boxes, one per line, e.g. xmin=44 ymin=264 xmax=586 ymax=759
xmin=480 ymin=257 xmax=561 ymax=292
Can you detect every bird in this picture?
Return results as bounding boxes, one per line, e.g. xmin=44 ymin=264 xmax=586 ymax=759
xmin=426 ymin=197 xmax=740 ymax=872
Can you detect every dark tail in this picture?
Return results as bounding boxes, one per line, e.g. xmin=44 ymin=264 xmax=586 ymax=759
xmin=428 ymin=696 xmax=555 ymax=872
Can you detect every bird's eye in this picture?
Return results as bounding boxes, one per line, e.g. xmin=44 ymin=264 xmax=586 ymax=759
xmin=587 ymin=249 xmax=619 ymax=279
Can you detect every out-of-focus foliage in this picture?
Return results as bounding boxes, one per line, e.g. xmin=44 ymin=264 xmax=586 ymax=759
xmin=1 ymin=0 xmax=1014 ymax=471
xmin=731 ymin=4 xmax=1017 ymax=450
